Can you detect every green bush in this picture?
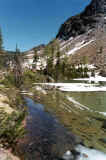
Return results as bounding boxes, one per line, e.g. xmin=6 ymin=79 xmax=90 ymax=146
xmin=0 ymin=111 xmax=26 ymax=148
xmin=1 ymin=73 xmax=15 ymax=87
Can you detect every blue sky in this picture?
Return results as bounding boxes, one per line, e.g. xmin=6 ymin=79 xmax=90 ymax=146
xmin=0 ymin=0 xmax=91 ymax=51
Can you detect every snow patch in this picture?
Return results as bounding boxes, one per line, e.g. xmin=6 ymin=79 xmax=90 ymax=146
xmin=33 ymin=83 xmax=106 ymax=92
xmin=99 ymin=112 xmax=106 ymax=116
xmin=76 ymin=145 xmax=106 ymax=160
xmin=74 ymin=75 xmax=106 ymax=83
xmin=66 ymin=40 xmax=94 ymax=55
xmin=59 ymin=83 xmax=106 ymax=92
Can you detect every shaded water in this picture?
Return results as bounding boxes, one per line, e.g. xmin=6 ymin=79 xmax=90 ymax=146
xmin=18 ymin=97 xmax=80 ymax=160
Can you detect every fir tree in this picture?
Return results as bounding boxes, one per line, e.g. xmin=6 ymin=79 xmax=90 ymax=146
xmin=44 ymin=44 xmax=54 ymax=76
xmin=54 ymin=41 xmax=61 ymax=81
xmin=33 ymin=49 xmax=39 ymax=69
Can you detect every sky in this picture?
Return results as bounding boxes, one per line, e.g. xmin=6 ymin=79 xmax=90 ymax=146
xmin=0 ymin=0 xmax=91 ymax=51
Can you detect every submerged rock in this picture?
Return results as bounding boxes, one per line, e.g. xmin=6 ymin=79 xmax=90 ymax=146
xmin=102 ymin=120 xmax=106 ymax=129
xmin=0 ymin=148 xmax=20 ymax=160
xmin=99 ymin=138 xmax=106 ymax=144
xmin=62 ymin=150 xmax=74 ymax=160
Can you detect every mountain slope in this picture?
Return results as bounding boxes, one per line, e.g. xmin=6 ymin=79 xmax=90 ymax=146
xmin=21 ymin=0 xmax=106 ymax=76
xmin=56 ymin=0 xmax=106 ymax=40
xmin=55 ymin=0 xmax=106 ymax=75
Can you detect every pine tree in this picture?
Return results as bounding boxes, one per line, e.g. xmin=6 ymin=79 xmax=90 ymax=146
xmin=55 ymin=41 xmax=61 ymax=81
xmin=33 ymin=49 xmax=39 ymax=69
xmin=44 ymin=44 xmax=54 ymax=76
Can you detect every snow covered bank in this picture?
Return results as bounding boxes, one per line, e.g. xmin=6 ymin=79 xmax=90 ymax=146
xmin=34 ymin=83 xmax=106 ymax=92
xmin=76 ymin=145 xmax=106 ymax=160
xmin=59 ymin=83 xmax=106 ymax=92
xmin=74 ymin=75 xmax=106 ymax=83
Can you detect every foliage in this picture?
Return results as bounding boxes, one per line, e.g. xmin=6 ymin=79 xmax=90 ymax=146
xmin=44 ymin=43 xmax=55 ymax=76
xmin=43 ymin=40 xmax=89 ymax=81
xmin=1 ymin=73 xmax=16 ymax=87
xmin=33 ymin=49 xmax=39 ymax=69
xmin=0 ymin=111 xmax=26 ymax=148
xmin=23 ymin=70 xmax=36 ymax=82
xmin=23 ymin=70 xmax=47 ymax=85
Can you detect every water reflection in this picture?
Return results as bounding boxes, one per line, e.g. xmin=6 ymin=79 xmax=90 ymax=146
xmin=67 ymin=92 xmax=106 ymax=112
xmin=18 ymin=98 xmax=79 ymax=160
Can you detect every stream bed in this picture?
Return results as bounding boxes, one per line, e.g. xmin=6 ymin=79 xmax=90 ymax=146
xmin=17 ymin=97 xmax=106 ymax=160
xmin=18 ymin=97 xmax=80 ymax=160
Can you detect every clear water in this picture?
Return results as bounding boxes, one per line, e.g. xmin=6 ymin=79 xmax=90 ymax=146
xmin=21 ymin=98 xmax=106 ymax=160
xmin=18 ymin=80 xmax=106 ymax=160
xmin=66 ymin=91 xmax=106 ymax=112
xmin=18 ymin=97 xmax=79 ymax=159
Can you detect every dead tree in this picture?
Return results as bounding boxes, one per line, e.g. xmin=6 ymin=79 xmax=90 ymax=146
xmin=13 ymin=45 xmax=23 ymax=87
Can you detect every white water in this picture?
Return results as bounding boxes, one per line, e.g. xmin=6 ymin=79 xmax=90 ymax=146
xmin=63 ymin=145 xmax=106 ymax=160
xmin=76 ymin=145 xmax=106 ymax=160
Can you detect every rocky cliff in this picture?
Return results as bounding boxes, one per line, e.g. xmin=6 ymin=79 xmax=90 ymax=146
xmin=56 ymin=0 xmax=106 ymax=40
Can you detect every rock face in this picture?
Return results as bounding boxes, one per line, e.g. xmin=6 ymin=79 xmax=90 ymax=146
xmin=0 ymin=148 xmax=20 ymax=160
xmin=56 ymin=0 xmax=106 ymax=40
xmin=0 ymin=93 xmax=15 ymax=114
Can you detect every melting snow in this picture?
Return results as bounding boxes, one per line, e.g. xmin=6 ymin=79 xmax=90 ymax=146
xmin=74 ymin=75 xmax=106 ymax=83
xmin=76 ymin=145 xmax=106 ymax=160
xmin=66 ymin=40 xmax=94 ymax=55
xmin=34 ymin=83 xmax=106 ymax=92
xmin=58 ymin=83 xmax=106 ymax=92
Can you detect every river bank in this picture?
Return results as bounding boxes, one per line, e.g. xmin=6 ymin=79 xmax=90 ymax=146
xmin=22 ymin=83 xmax=106 ymax=154
xmin=0 ymin=84 xmax=26 ymax=160
xmin=17 ymin=95 xmax=106 ymax=159
xmin=0 ymin=79 xmax=106 ymax=159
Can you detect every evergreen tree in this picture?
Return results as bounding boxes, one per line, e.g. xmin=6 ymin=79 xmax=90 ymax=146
xmin=44 ymin=44 xmax=54 ymax=76
xmin=83 ymin=66 xmax=89 ymax=77
xmin=54 ymin=41 xmax=61 ymax=81
xmin=33 ymin=49 xmax=39 ymax=69
xmin=61 ymin=61 xmax=65 ymax=76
